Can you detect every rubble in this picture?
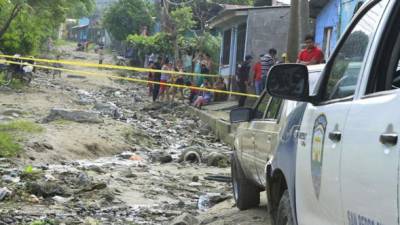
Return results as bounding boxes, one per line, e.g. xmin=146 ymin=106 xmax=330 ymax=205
xmin=0 ymin=46 xmax=237 ymax=225
xmin=43 ymin=108 xmax=103 ymax=123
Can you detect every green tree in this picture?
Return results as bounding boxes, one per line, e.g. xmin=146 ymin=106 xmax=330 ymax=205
xmin=0 ymin=0 xmax=94 ymax=54
xmin=103 ymin=0 xmax=153 ymax=41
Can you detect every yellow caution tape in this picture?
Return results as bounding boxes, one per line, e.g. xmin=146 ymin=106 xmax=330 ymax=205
xmin=0 ymin=59 xmax=260 ymax=98
xmin=0 ymin=54 xmax=219 ymax=78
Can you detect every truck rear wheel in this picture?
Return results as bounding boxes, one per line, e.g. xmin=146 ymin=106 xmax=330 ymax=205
xmin=276 ymin=190 xmax=294 ymax=225
xmin=231 ymin=155 xmax=260 ymax=210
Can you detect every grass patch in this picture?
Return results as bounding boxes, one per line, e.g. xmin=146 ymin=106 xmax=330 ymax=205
xmin=0 ymin=120 xmax=44 ymax=133
xmin=0 ymin=132 xmax=22 ymax=157
xmin=0 ymin=72 xmax=25 ymax=89
xmin=0 ymin=120 xmax=44 ymax=157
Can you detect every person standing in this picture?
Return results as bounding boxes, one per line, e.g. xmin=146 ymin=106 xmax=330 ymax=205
xmin=261 ymin=48 xmax=277 ymax=91
xmin=98 ymin=46 xmax=105 ymax=65
xmin=159 ymin=59 xmax=172 ymax=102
xmin=253 ymin=54 xmax=263 ymax=95
xmin=152 ymin=56 xmax=162 ymax=102
xmin=237 ymin=55 xmax=252 ymax=107
xmin=297 ymin=35 xmax=324 ymax=65
xmin=193 ymin=52 xmax=203 ymax=86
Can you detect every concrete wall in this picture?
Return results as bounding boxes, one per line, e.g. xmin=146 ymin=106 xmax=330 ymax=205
xmin=315 ymin=0 xmax=339 ymax=58
xmin=245 ymin=7 xmax=290 ymax=59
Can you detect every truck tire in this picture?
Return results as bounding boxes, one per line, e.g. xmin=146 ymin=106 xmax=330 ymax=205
xmin=231 ymin=155 xmax=260 ymax=210
xmin=276 ymin=190 xmax=294 ymax=225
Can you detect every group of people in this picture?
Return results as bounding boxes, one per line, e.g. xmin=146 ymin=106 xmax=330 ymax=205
xmin=236 ymin=35 xmax=324 ymax=107
xmin=147 ymin=52 xmax=227 ymax=108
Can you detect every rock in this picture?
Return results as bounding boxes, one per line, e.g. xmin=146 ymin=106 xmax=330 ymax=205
xmin=26 ymin=182 xmax=67 ymax=198
xmin=44 ymin=174 xmax=56 ymax=181
xmin=43 ymin=108 xmax=103 ymax=123
xmin=169 ymin=213 xmax=199 ymax=225
xmin=67 ymin=74 xmax=86 ymax=79
xmin=188 ymin=182 xmax=202 ymax=187
xmin=1 ymin=109 xmax=23 ymax=116
xmin=206 ymin=152 xmax=229 ymax=168
xmin=28 ymin=142 xmax=53 ymax=152
xmin=52 ymin=195 xmax=71 ymax=204
xmin=117 ymin=151 xmax=136 ymax=160
xmin=119 ymin=168 xmax=137 ymax=178
xmin=2 ymin=174 xmax=20 ymax=183
xmin=94 ymin=102 xmax=121 ymax=118
xmin=78 ymin=182 xmax=107 ymax=193
xmin=28 ymin=194 xmax=40 ymax=203
xmin=150 ymin=151 xmax=173 ymax=164
xmin=192 ymin=176 xmax=199 ymax=182
xmin=0 ymin=187 xmax=12 ymax=201
xmin=85 ymin=165 xmax=105 ymax=174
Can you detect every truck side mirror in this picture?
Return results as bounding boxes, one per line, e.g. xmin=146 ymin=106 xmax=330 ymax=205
xmin=266 ymin=64 xmax=311 ymax=102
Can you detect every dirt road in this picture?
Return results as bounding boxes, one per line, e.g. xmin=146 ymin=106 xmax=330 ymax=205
xmin=0 ymin=46 xmax=271 ymax=225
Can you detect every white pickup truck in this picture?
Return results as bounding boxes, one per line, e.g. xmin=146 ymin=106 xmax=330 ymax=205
xmin=265 ymin=0 xmax=400 ymax=224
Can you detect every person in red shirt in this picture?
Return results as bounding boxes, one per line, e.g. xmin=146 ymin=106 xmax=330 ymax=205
xmin=253 ymin=54 xmax=263 ymax=95
xmin=297 ymin=35 xmax=324 ymax=65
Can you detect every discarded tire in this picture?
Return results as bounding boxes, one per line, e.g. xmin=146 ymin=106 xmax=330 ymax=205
xmin=178 ymin=148 xmax=202 ymax=164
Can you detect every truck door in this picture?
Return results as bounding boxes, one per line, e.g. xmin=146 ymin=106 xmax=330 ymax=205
xmin=238 ymin=91 xmax=270 ymax=181
xmin=252 ymin=97 xmax=283 ymax=186
xmin=296 ymin=1 xmax=389 ymax=224
xmin=340 ymin=1 xmax=397 ymax=224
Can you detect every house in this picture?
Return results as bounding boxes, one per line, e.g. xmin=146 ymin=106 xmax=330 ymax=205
xmin=310 ymin=0 xmax=365 ymax=59
xmin=208 ymin=5 xmax=290 ymax=78
xmin=71 ymin=18 xmax=90 ymax=42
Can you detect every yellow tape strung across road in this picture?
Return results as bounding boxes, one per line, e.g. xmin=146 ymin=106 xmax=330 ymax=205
xmin=0 ymin=54 xmax=220 ymax=78
xmin=0 ymin=60 xmax=260 ymax=98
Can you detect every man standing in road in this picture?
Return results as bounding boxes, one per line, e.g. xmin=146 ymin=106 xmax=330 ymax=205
xmin=297 ymin=35 xmax=324 ymax=65
xmin=261 ymin=48 xmax=277 ymax=91
xmin=237 ymin=55 xmax=252 ymax=107
xmin=152 ymin=56 xmax=162 ymax=102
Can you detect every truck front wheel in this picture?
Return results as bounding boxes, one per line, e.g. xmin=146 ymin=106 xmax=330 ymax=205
xmin=231 ymin=155 xmax=260 ymax=210
xmin=276 ymin=190 xmax=294 ymax=225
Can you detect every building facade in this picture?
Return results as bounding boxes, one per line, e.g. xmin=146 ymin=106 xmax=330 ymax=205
xmin=311 ymin=0 xmax=365 ymax=59
xmin=209 ymin=6 xmax=290 ymax=78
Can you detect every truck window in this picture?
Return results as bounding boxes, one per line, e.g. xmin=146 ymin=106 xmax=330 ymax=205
xmin=323 ymin=1 xmax=387 ymax=101
xmin=254 ymin=93 xmax=270 ymax=119
xmin=265 ymin=97 xmax=282 ymax=120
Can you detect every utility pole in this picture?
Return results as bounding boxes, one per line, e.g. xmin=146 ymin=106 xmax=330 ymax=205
xmin=287 ymin=0 xmax=299 ymax=63
xmin=299 ymin=0 xmax=310 ymax=45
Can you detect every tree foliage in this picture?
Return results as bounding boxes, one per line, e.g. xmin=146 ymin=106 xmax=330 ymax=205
xmin=127 ymin=32 xmax=174 ymax=58
xmin=0 ymin=0 xmax=94 ymax=54
xmin=103 ymin=0 xmax=154 ymax=41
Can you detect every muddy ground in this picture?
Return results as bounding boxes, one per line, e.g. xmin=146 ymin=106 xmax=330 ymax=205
xmin=0 ymin=45 xmax=271 ymax=225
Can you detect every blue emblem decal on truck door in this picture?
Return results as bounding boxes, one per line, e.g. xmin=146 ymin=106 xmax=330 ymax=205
xmin=311 ymin=115 xmax=327 ymax=199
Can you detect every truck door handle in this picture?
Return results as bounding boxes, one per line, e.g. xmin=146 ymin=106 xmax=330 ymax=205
xmin=329 ymin=131 xmax=341 ymax=142
xmin=380 ymin=133 xmax=398 ymax=146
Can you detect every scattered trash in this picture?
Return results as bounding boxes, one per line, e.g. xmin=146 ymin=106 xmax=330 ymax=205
xmin=129 ymin=154 xmax=143 ymax=161
xmin=0 ymin=187 xmax=12 ymax=201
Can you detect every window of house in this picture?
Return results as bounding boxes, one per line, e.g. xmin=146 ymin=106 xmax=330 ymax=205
xmin=323 ymin=27 xmax=333 ymax=58
xmin=236 ymin=23 xmax=247 ymax=63
xmin=222 ymin=29 xmax=231 ymax=65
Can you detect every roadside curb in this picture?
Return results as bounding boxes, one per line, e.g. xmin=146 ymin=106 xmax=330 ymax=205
xmin=187 ymin=106 xmax=235 ymax=147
